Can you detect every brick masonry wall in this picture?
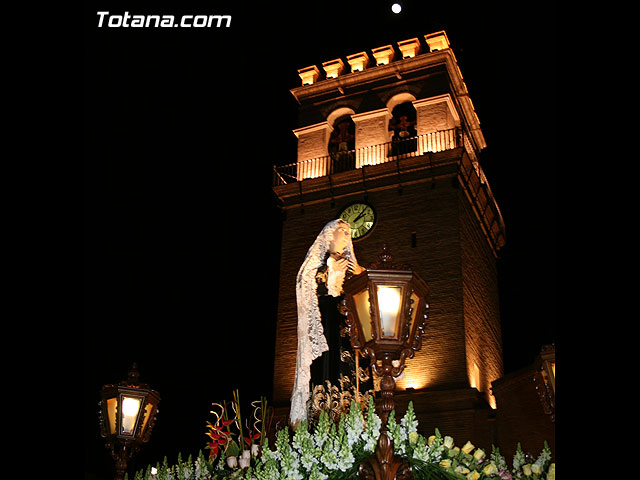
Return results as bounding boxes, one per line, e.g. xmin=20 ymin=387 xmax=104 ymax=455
xmin=296 ymin=125 xmax=329 ymax=163
xmin=353 ymin=109 xmax=391 ymax=150
xmin=393 ymin=389 xmax=496 ymax=450
xmin=491 ymin=366 xmax=555 ymax=463
xmin=272 ymin=176 xmax=502 ymax=404
xmin=414 ymin=100 xmax=452 ymax=135
xmin=459 ymin=196 xmax=504 ymax=406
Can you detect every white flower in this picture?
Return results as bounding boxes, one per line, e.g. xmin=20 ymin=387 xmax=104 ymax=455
xmin=362 ymin=407 xmax=381 ymax=453
xmin=443 ymin=436 xmax=454 ymax=449
xmin=400 ymin=402 xmax=418 ymax=436
xmin=473 ymin=448 xmax=485 ymax=461
xmin=345 ymin=407 xmax=365 ymax=448
xmin=412 ymin=436 xmax=429 ymax=462
xmin=227 ymin=456 xmax=238 ymax=468
xmin=482 ymin=463 xmax=498 ymax=476
xmin=300 ymin=449 xmax=319 ymax=471
xmin=308 ymin=464 xmax=328 ymax=480
xmin=261 ymin=448 xmax=279 ymax=464
xmin=320 ymin=445 xmax=339 ymax=471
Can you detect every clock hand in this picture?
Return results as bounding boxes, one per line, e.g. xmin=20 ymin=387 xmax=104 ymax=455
xmin=353 ymin=209 xmax=368 ymax=222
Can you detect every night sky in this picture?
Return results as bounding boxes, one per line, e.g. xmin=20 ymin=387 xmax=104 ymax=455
xmin=84 ymin=2 xmax=555 ymax=478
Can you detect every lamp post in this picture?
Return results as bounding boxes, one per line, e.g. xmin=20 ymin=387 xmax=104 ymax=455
xmin=534 ymin=344 xmax=555 ymax=422
xmin=99 ymin=363 xmax=161 ymax=480
xmin=341 ymin=244 xmax=429 ymax=480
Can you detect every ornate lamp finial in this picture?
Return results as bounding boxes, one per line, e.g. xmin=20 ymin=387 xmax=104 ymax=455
xmin=369 ymin=244 xmax=410 ymax=270
xmin=127 ymin=363 xmax=140 ymax=386
xmin=378 ymin=243 xmax=393 ymax=266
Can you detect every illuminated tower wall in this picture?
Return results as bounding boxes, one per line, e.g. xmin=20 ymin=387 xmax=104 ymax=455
xmin=271 ymin=32 xmax=506 ymax=445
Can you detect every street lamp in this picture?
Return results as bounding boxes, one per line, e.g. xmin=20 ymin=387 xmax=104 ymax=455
xmin=99 ymin=363 xmax=161 ymax=480
xmin=534 ymin=344 xmax=555 ymax=422
xmin=341 ymin=244 xmax=429 ymax=480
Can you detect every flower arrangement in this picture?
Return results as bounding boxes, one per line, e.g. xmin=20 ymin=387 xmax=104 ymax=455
xmin=131 ymin=394 xmax=554 ymax=480
xmin=205 ymin=390 xmax=273 ymax=470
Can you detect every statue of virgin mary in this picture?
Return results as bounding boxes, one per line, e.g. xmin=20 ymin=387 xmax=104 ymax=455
xmin=289 ymin=219 xmax=369 ymax=426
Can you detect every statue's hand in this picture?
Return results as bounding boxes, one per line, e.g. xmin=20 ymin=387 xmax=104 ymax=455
xmin=334 ymin=257 xmax=349 ymax=272
xmin=348 ymin=259 xmax=365 ymax=275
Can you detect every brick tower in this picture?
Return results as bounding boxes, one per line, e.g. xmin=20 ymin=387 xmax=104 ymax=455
xmin=271 ymin=31 xmax=506 ymax=446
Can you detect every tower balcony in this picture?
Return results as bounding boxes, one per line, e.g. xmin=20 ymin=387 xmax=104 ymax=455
xmin=273 ymin=127 xmax=463 ymax=186
xmin=272 ymin=126 xmax=505 ymax=254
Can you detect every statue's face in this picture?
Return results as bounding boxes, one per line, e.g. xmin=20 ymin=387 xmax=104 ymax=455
xmin=331 ymin=223 xmax=350 ymax=254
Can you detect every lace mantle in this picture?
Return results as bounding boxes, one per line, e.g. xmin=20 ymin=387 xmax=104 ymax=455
xmin=290 ymin=219 xmax=358 ymax=426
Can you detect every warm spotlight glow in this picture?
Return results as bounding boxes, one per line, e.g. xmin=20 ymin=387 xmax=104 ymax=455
xmin=377 ymin=286 xmax=401 ymax=337
xmin=469 ymin=362 xmax=480 ymax=390
xmin=391 ymin=3 xmax=402 ymax=13
xmin=121 ymin=396 xmax=141 ymax=433
xmin=401 ymin=379 xmax=427 ymax=390
xmin=396 ymin=366 xmax=429 ymax=391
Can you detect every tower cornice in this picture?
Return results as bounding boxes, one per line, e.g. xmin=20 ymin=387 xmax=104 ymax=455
xmin=291 ymin=46 xmax=485 ymax=152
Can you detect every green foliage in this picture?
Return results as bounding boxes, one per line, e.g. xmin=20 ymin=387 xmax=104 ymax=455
xmin=133 ymin=396 xmax=554 ymax=480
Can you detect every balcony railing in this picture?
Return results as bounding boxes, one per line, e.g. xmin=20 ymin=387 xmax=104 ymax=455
xmin=273 ymin=127 xmax=462 ymax=186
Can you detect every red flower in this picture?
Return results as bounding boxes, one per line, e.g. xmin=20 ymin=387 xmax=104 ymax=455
xmin=206 ymin=419 xmax=234 ymax=458
xmin=243 ymin=431 xmax=261 ymax=447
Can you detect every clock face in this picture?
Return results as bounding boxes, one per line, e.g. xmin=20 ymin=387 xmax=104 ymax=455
xmin=338 ymin=202 xmax=376 ymax=240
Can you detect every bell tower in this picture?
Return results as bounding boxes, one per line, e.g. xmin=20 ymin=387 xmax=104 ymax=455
xmin=271 ymin=31 xmax=506 ymax=445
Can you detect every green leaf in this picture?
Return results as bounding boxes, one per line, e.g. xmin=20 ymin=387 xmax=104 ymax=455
xmin=226 ymin=438 xmax=240 ymax=457
xmin=410 ymin=458 xmax=462 ymax=480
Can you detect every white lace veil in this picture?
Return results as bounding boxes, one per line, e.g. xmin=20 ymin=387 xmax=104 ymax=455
xmin=289 ymin=219 xmax=359 ymax=426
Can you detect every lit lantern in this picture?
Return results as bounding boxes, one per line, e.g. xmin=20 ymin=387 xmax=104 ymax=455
xmin=534 ymin=344 xmax=555 ymax=422
xmin=341 ymin=244 xmax=429 ymax=422
xmin=99 ymin=364 xmax=160 ymax=480
xmin=341 ymin=245 xmax=429 ymax=480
